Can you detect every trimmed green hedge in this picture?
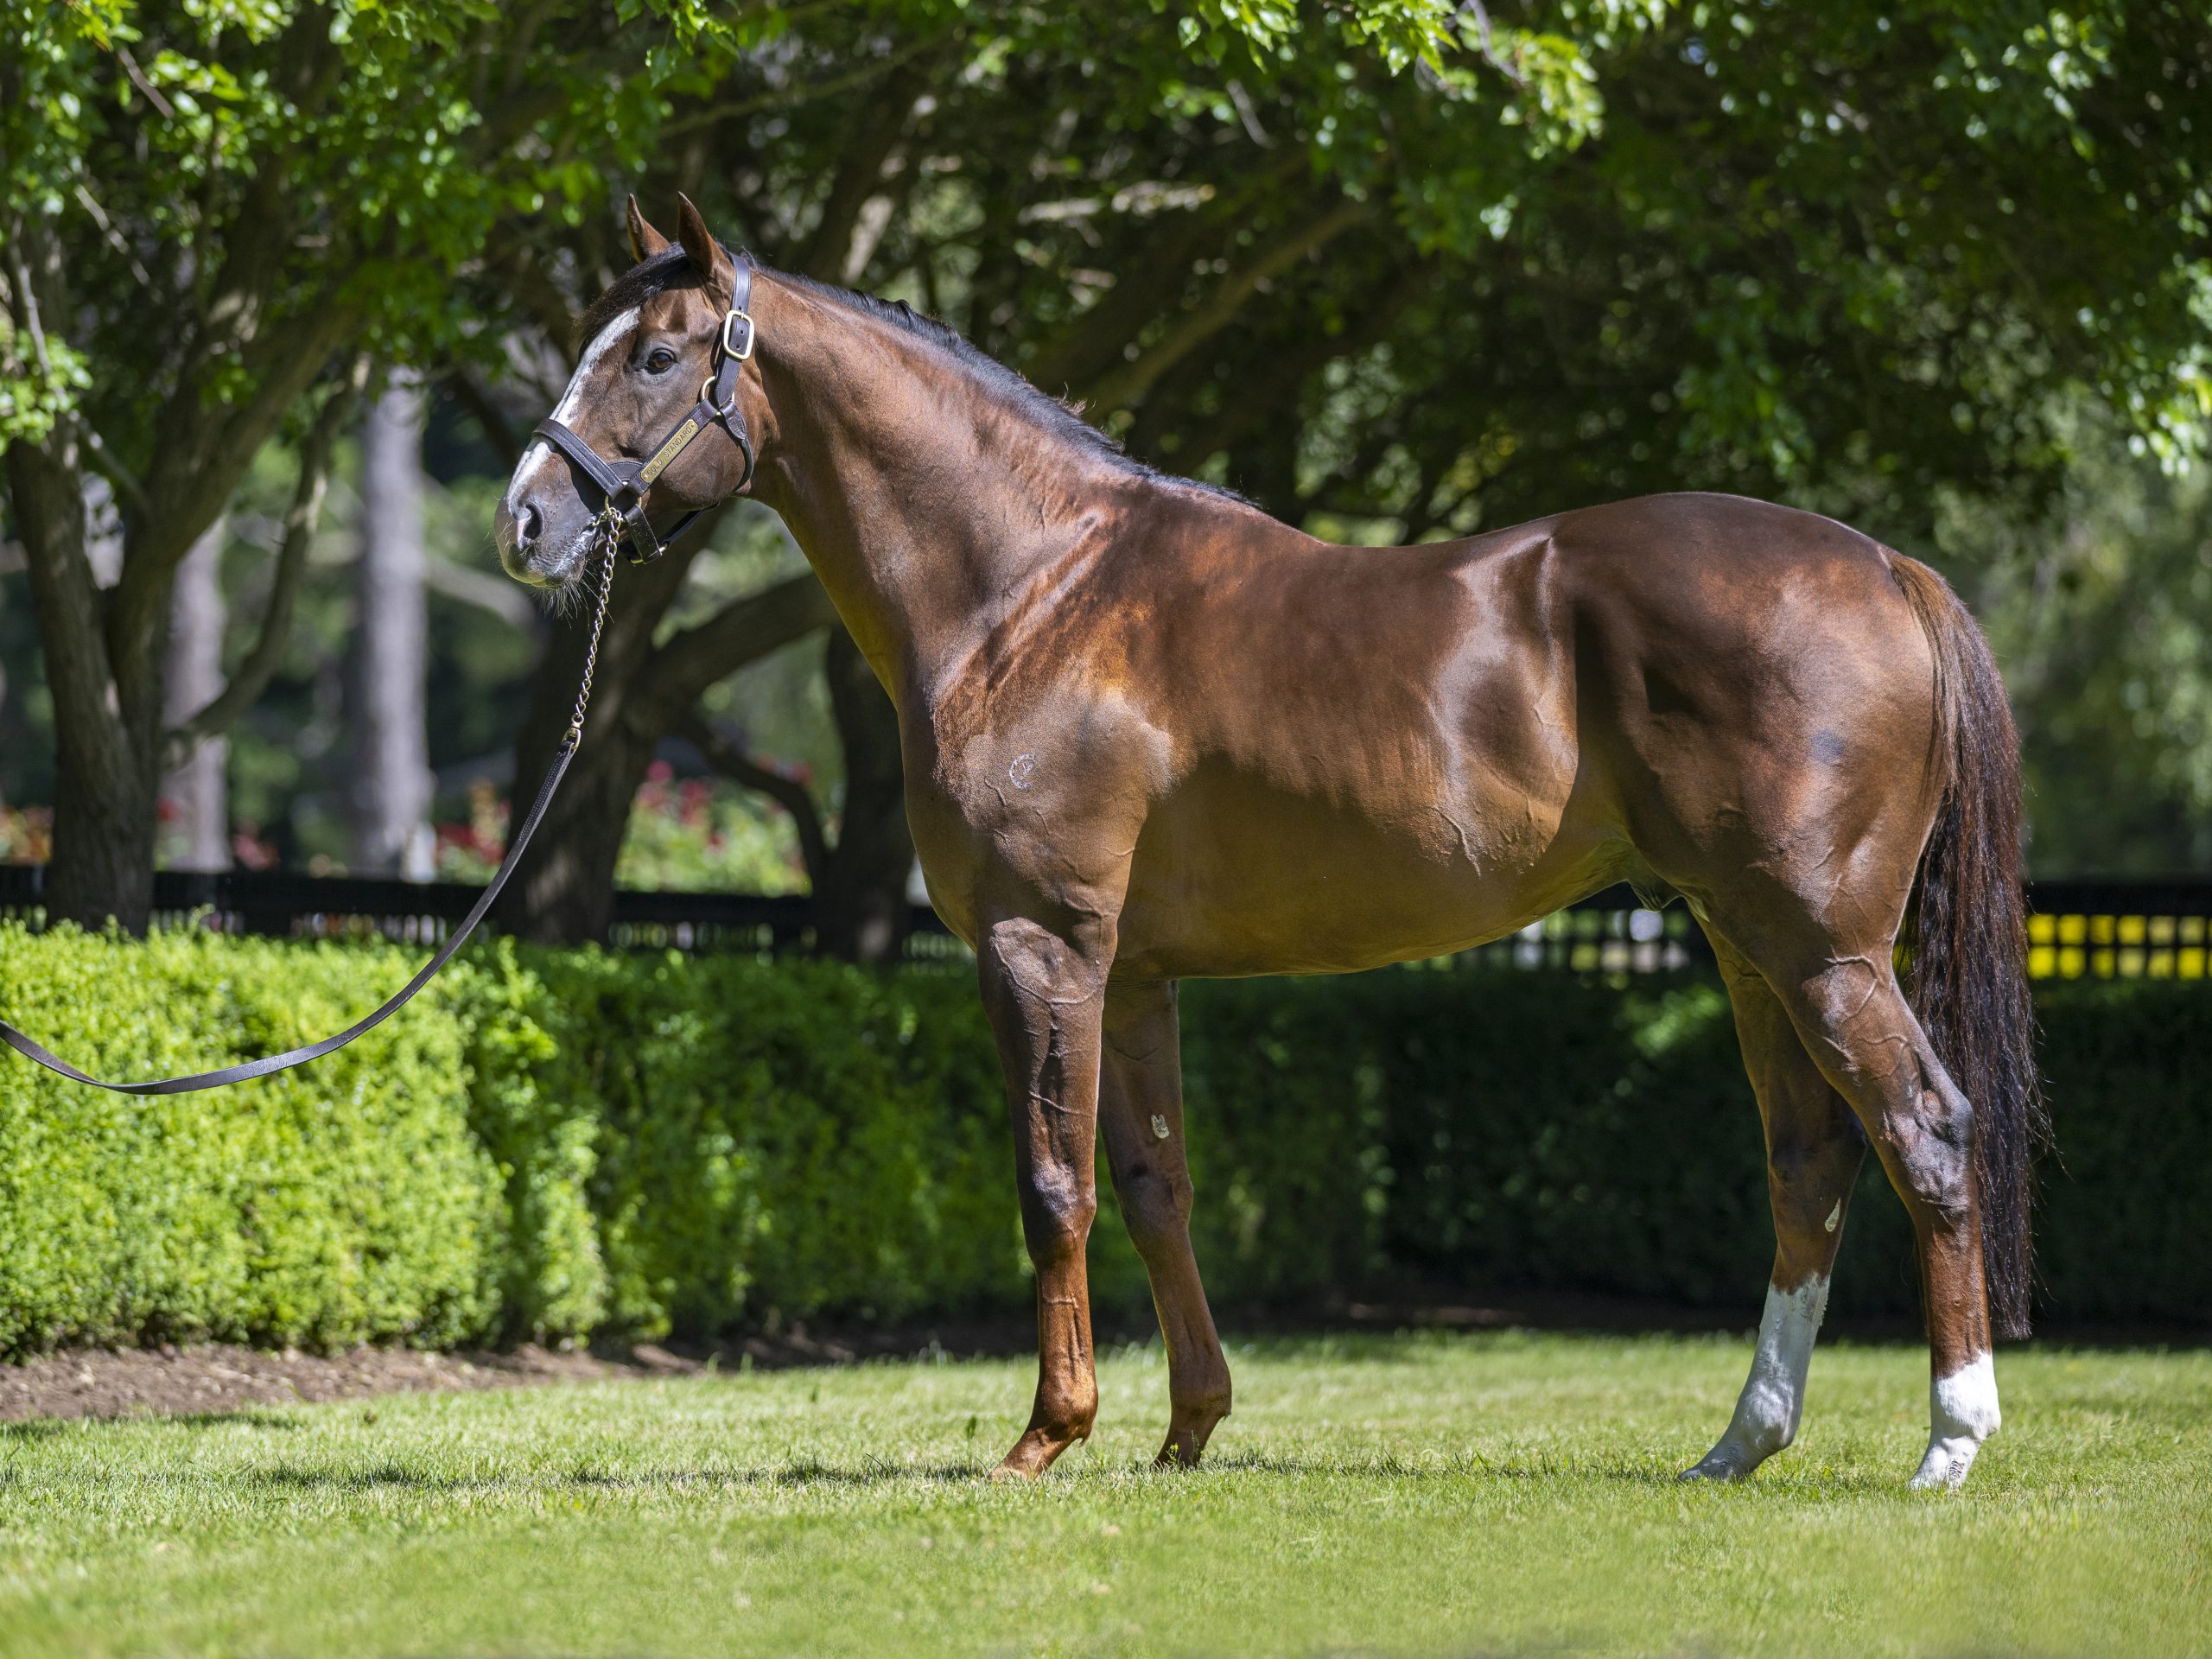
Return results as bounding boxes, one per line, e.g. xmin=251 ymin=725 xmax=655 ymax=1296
xmin=0 ymin=924 xmax=2202 ymax=1356
xmin=0 ymin=926 xmax=500 ymax=1353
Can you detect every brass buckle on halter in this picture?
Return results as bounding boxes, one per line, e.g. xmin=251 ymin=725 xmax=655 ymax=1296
xmin=721 ymin=307 xmax=754 ymax=362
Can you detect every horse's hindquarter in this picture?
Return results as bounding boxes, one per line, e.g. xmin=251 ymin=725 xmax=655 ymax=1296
xmin=1541 ymin=494 xmax=1942 ymax=938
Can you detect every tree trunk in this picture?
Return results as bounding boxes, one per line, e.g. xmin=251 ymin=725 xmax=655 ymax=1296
xmin=497 ymin=539 xmax=837 ymax=944
xmin=5 ymin=431 xmax=166 ymax=932
xmin=495 ymin=550 xmax=705 ymax=942
xmin=160 ymin=519 xmax=231 ymax=873
xmin=351 ymin=374 xmax=435 ymax=877
xmin=812 ymin=626 xmax=915 ymax=963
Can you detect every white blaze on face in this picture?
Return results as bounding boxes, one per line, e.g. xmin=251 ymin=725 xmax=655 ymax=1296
xmin=1681 ymin=1275 xmax=1831 ymax=1481
xmin=504 ymin=307 xmax=641 ymax=519
xmin=1911 ymin=1352 xmax=2000 ymax=1491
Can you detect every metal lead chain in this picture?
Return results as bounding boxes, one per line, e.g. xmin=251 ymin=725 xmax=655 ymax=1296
xmin=564 ymin=533 xmax=620 ymax=750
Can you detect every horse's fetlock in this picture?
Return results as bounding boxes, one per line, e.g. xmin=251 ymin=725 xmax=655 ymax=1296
xmin=1041 ymin=1384 xmax=1098 ymax=1441
xmin=1178 ymin=1383 xmax=1231 ymax=1422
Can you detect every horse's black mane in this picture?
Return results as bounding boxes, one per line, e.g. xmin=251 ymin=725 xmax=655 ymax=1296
xmin=574 ymin=246 xmax=1247 ymax=505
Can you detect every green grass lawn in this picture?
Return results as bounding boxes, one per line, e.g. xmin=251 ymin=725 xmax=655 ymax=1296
xmin=0 ymin=1332 xmax=2204 ymax=1656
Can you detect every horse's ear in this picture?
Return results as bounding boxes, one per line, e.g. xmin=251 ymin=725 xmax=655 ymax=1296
xmin=674 ymin=192 xmax=735 ymax=302
xmin=626 ymin=194 xmax=670 ymax=263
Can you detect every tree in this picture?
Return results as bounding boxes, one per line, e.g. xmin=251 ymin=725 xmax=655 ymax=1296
xmin=1941 ymin=423 xmax=2212 ymax=873
xmin=0 ymin=0 xmax=793 ymax=929
xmin=158 ymin=519 xmax=227 ymax=872
xmin=3 ymin=0 xmax=1484 ymax=935
xmin=351 ymin=372 xmax=433 ymax=878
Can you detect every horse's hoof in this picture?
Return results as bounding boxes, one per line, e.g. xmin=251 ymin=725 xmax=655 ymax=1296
xmin=1679 ymin=1448 xmax=1755 ymax=1482
xmin=1908 ymin=1436 xmax=1980 ymax=1491
xmin=994 ymin=1425 xmax=1081 ymax=1479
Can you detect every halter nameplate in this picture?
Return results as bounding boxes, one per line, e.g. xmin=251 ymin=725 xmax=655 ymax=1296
xmin=639 ymin=417 xmax=702 ymax=487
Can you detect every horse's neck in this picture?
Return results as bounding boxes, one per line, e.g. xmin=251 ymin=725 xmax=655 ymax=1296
xmin=751 ymin=279 xmax=1126 ymax=708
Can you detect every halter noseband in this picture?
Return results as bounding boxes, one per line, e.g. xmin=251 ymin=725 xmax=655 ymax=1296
xmin=531 ymin=256 xmax=759 ymax=566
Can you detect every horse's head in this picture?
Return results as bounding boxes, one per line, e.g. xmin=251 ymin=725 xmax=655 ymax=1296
xmin=496 ymin=194 xmax=767 ymax=589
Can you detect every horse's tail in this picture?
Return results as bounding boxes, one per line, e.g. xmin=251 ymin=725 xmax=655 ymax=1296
xmin=1889 ymin=553 xmax=2044 ymax=1340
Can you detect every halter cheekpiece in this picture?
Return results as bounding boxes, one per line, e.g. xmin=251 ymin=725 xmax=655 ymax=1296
xmin=531 ymin=255 xmax=759 ymax=565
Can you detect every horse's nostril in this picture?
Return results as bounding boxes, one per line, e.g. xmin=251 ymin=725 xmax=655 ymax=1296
xmin=518 ymin=501 xmax=543 ymax=548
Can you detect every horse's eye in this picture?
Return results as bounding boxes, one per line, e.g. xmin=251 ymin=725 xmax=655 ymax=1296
xmin=643 ymin=346 xmax=678 ymax=374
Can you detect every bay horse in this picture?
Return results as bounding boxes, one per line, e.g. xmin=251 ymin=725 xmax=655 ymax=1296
xmin=497 ymin=197 xmax=2039 ymax=1490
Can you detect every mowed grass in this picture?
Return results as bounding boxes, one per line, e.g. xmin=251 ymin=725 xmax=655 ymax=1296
xmin=0 ymin=1332 xmax=2204 ymax=1657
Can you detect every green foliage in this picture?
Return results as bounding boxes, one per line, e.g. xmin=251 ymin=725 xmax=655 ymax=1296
xmin=1940 ymin=429 xmax=2212 ymax=871
xmin=613 ymin=769 xmax=805 ymax=894
xmin=1175 ymin=970 xmax=2208 ymax=1325
xmin=0 ymin=931 xmax=2199 ymax=1358
xmin=457 ymin=946 xmax=1028 ymax=1342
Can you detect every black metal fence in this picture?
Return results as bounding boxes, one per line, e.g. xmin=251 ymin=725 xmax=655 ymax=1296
xmin=0 ymin=865 xmax=2205 ymax=981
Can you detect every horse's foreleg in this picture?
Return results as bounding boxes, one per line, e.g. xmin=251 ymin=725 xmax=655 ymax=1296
xmin=1099 ymin=979 xmax=1231 ymax=1467
xmin=979 ymin=914 xmax=1109 ymax=1479
xmin=1684 ymin=938 xmax=1866 ymax=1481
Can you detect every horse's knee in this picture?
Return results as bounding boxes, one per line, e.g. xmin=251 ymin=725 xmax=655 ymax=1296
xmin=1018 ymin=1166 xmax=1096 ymax=1268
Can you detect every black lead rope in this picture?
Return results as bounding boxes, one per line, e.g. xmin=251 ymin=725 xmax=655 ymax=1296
xmin=0 ymin=543 xmax=621 ymax=1096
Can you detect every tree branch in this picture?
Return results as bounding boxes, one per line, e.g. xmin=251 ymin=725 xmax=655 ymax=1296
xmin=1025 ymin=150 xmax=1308 ymax=397
xmin=76 ymin=422 xmax=150 ymax=520
xmin=1157 ymin=258 xmax=1432 ymax=466
xmin=673 ymin=709 xmax=830 ymax=890
xmin=634 ymin=567 xmax=839 ymax=725
xmin=162 ymin=369 xmax=360 ymax=766
xmin=1081 ymin=196 xmax=1375 ymax=413
xmin=445 ymin=365 xmax=524 ymax=467
xmin=662 ymin=36 xmax=944 ymax=139
xmin=423 ymin=552 xmax=538 ymax=629
xmin=790 ymin=57 xmax=932 ymax=283
xmin=138 ymin=296 xmax=362 ymax=569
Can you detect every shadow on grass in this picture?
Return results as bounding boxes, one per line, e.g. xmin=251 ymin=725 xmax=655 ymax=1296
xmin=1198 ymin=1446 xmax=1900 ymax=1496
xmin=242 ymin=1456 xmax=993 ymax=1497
xmin=2 ymin=1408 xmax=307 ymax=1439
xmin=0 ymin=1420 xmax=72 ymax=1443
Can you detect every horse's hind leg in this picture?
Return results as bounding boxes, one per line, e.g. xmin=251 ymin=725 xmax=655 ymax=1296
xmin=1683 ymin=936 xmax=1867 ymax=1481
xmin=1727 ymin=917 xmax=2001 ymax=1488
xmin=1099 ymin=979 xmax=1232 ymax=1466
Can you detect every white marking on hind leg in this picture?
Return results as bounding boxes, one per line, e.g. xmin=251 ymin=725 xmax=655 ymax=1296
xmin=1910 ymin=1353 xmax=1999 ymax=1490
xmin=1681 ymin=1276 xmax=1830 ymax=1481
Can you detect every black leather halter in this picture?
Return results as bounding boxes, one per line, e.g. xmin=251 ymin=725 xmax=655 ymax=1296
xmin=531 ymin=256 xmax=758 ymax=565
